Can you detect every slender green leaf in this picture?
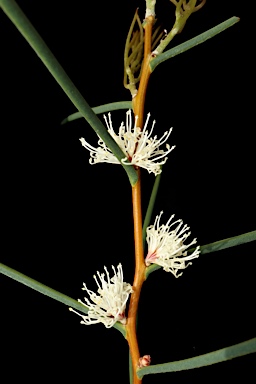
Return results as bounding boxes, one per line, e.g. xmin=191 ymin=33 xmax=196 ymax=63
xmin=0 ymin=262 xmax=126 ymax=337
xmin=150 ymin=17 xmax=240 ymax=72
xmin=142 ymin=170 xmax=162 ymax=248
xmin=199 ymin=230 xmax=256 ymax=255
xmin=61 ymin=101 xmax=133 ymax=125
xmin=0 ymin=0 xmax=138 ymax=186
xmin=146 ymin=230 xmax=256 ymax=277
xmin=137 ymin=338 xmax=256 ymax=378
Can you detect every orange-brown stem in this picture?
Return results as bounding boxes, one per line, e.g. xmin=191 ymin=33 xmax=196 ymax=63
xmin=133 ymin=16 xmax=154 ymax=120
xmin=127 ymin=171 xmax=146 ymax=383
xmin=127 ymin=15 xmax=154 ymax=384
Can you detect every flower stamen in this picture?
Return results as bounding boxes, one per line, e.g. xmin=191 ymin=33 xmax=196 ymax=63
xmin=145 ymin=211 xmax=200 ymax=277
xmin=79 ymin=110 xmax=175 ymax=176
xmin=69 ymin=263 xmax=133 ymax=328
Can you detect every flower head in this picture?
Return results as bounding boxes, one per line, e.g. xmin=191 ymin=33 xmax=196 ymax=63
xmin=145 ymin=211 xmax=200 ymax=277
xmin=69 ymin=263 xmax=133 ymax=328
xmin=79 ymin=110 xmax=175 ymax=175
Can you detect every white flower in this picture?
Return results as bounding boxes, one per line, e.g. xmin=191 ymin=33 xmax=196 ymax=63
xmin=79 ymin=110 xmax=175 ymax=175
xmin=145 ymin=211 xmax=200 ymax=277
xmin=69 ymin=263 xmax=133 ymax=328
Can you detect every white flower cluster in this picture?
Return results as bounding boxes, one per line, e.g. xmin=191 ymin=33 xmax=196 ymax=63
xmin=145 ymin=211 xmax=200 ymax=277
xmin=80 ymin=109 xmax=175 ymax=176
xmin=70 ymin=263 xmax=132 ymax=328
xmin=71 ymin=110 xmax=200 ymax=331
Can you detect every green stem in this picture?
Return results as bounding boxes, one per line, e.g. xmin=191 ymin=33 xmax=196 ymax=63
xmin=142 ymin=170 xmax=162 ymax=248
xmin=152 ymin=0 xmax=198 ymax=55
xmin=129 ymin=351 xmax=133 ymax=384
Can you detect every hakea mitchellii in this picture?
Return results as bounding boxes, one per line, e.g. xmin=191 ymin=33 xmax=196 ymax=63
xmin=79 ymin=109 xmax=175 ymax=176
xmin=145 ymin=211 xmax=200 ymax=277
xmin=70 ymin=263 xmax=133 ymax=328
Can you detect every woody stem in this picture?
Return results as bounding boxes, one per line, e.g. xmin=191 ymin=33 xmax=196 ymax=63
xmin=126 ymin=15 xmax=154 ymax=384
xmin=127 ymin=170 xmax=146 ymax=384
xmin=132 ymin=17 xmax=154 ymax=119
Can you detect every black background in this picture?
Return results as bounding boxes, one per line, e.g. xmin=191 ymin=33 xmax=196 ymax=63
xmin=1 ymin=1 xmax=255 ymax=383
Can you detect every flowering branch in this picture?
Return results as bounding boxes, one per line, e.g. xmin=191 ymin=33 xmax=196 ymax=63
xmin=1 ymin=1 xmax=252 ymax=384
